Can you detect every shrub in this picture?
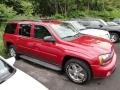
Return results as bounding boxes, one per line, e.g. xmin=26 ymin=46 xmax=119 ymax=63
xmin=0 ymin=4 xmax=16 ymax=21
xmin=0 ymin=26 xmax=8 ymax=57
xmin=51 ymin=13 xmax=65 ymax=19
xmin=11 ymin=14 xmax=40 ymax=21
xmin=19 ymin=1 xmax=33 ymax=16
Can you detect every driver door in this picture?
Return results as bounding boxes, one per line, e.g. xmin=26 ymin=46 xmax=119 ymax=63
xmin=30 ymin=25 xmax=63 ymax=64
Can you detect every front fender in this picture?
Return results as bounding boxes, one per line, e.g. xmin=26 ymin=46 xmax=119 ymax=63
xmin=60 ymin=49 xmax=97 ymax=65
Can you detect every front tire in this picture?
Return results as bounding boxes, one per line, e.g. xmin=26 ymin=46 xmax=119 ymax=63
xmin=110 ymin=33 xmax=119 ymax=43
xmin=65 ymin=59 xmax=91 ymax=84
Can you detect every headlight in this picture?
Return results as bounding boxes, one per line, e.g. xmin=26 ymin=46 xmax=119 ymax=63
xmin=105 ymin=33 xmax=110 ymax=40
xmin=99 ymin=53 xmax=113 ymax=65
xmin=108 ymin=34 xmax=110 ymax=40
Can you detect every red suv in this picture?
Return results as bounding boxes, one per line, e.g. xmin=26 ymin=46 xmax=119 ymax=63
xmin=3 ymin=20 xmax=116 ymax=84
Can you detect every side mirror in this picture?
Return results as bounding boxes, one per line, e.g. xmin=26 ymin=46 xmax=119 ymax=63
xmin=6 ymin=57 xmax=16 ymax=66
xmin=99 ymin=24 xmax=103 ymax=28
xmin=43 ymin=36 xmax=56 ymax=42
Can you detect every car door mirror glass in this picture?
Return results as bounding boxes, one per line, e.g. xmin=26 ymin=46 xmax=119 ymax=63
xmin=99 ymin=24 xmax=103 ymax=28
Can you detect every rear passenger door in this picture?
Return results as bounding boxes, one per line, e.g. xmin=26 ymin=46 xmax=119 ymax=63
xmin=17 ymin=24 xmax=34 ymax=56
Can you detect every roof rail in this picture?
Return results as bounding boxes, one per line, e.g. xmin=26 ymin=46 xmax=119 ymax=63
xmin=8 ymin=19 xmax=61 ymax=23
xmin=8 ymin=19 xmax=40 ymax=22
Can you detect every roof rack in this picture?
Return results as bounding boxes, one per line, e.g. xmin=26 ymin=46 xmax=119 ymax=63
xmin=10 ymin=19 xmax=40 ymax=22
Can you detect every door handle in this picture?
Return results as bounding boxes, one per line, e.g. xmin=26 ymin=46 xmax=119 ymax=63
xmin=36 ymin=43 xmax=42 ymax=47
xmin=28 ymin=43 xmax=34 ymax=46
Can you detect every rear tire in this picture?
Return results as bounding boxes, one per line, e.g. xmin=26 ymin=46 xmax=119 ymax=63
xmin=8 ymin=45 xmax=19 ymax=59
xmin=64 ymin=59 xmax=91 ymax=84
xmin=110 ymin=33 xmax=119 ymax=43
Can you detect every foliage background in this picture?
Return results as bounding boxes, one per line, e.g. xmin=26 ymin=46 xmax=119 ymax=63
xmin=1 ymin=0 xmax=120 ymax=20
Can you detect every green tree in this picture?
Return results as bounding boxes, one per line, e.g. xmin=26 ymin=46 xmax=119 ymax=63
xmin=0 ymin=4 xmax=16 ymax=20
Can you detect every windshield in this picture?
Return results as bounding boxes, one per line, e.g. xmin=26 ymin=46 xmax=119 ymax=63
xmin=107 ymin=22 xmax=118 ymax=26
xmin=51 ymin=23 xmax=81 ymax=40
xmin=99 ymin=19 xmax=108 ymax=26
xmin=71 ymin=21 xmax=86 ymax=30
xmin=0 ymin=59 xmax=15 ymax=84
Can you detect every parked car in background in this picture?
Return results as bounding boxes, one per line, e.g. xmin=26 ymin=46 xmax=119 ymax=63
xmin=64 ymin=21 xmax=110 ymax=40
xmin=77 ymin=18 xmax=120 ymax=43
xmin=3 ymin=20 xmax=116 ymax=84
xmin=0 ymin=56 xmax=48 ymax=90
xmin=113 ymin=18 xmax=120 ymax=25
xmin=107 ymin=22 xmax=119 ymax=26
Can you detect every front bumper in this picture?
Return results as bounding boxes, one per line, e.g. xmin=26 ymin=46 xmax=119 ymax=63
xmin=91 ymin=52 xmax=117 ymax=78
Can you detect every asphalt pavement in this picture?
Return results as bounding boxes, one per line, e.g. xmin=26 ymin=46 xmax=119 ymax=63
xmin=15 ymin=42 xmax=120 ymax=90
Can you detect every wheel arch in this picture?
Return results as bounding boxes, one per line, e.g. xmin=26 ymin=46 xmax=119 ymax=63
xmin=109 ymin=31 xmax=120 ymax=38
xmin=62 ymin=55 xmax=93 ymax=77
xmin=6 ymin=42 xmax=14 ymax=48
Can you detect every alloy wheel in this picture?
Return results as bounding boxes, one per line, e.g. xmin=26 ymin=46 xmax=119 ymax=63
xmin=66 ymin=63 xmax=87 ymax=83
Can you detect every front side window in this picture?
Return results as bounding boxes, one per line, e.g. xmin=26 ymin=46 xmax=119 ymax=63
xmin=5 ymin=23 xmax=17 ymax=34
xmin=34 ymin=25 xmax=51 ymax=39
xmin=89 ymin=21 xmax=103 ymax=26
xmin=19 ymin=24 xmax=32 ymax=37
xmin=79 ymin=21 xmax=89 ymax=26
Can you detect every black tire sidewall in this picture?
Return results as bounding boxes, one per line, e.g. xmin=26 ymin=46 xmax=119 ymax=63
xmin=110 ymin=33 xmax=119 ymax=43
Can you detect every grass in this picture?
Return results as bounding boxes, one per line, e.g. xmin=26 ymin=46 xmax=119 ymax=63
xmin=0 ymin=24 xmax=8 ymax=58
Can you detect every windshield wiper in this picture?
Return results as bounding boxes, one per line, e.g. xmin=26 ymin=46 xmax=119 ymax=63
xmin=62 ymin=35 xmax=74 ymax=39
xmin=62 ymin=32 xmax=82 ymax=39
xmin=80 ymin=28 xmax=86 ymax=30
xmin=74 ymin=32 xmax=82 ymax=37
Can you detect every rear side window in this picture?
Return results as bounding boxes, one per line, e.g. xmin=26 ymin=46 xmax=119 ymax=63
xmin=19 ymin=24 xmax=32 ymax=37
xmin=89 ymin=21 xmax=102 ymax=26
xmin=5 ymin=23 xmax=17 ymax=34
xmin=79 ymin=21 xmax=89 ymax=26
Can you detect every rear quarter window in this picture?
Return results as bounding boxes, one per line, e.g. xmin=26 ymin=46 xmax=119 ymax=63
xmin=5 ymin=23 xmax=17 ymax=34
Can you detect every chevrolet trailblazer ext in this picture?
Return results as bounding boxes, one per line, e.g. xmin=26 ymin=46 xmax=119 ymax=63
xmin=3 ymin=20 xmax=116 ymax=84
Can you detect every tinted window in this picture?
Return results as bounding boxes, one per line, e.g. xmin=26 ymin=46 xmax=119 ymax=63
xmin=89 ymin=21 xmax=102 ymax=26
xmin=79 ymin=21 xmax=89 ymax=26
xmin=5 ymin=23 xmax=17 ymax=34
xmin=34 ymin=25 xmax=51 ymax=39
xmin=113 ymin=19 xmax=120 ymax=24
xmin=19 ymin=24 xmax=32 ymax=37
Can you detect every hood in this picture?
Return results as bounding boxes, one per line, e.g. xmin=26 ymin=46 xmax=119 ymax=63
xmin=102 ymin=25 xmax=120 ymax=31
xmin=80 ymin=29 xmax=110 ymax=40
xmin=80 ymin=29 xmax=109 ymax=35
xmin=66 ymin=35 xmax=113 ymax=58
xmin=0 ymin=69 xmax=48 ymax=90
